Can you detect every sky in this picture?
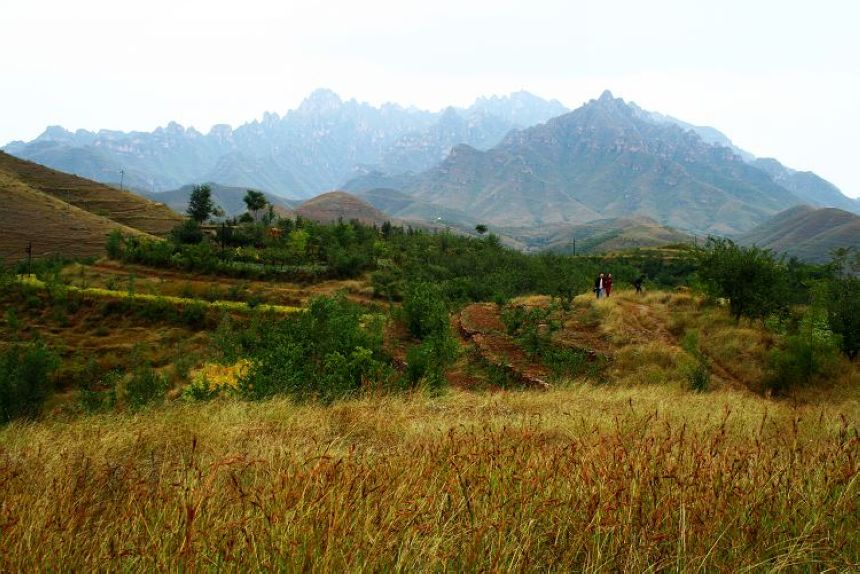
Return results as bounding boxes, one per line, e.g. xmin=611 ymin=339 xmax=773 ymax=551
xmin=2 ymin=0 xmax=859 ymax=197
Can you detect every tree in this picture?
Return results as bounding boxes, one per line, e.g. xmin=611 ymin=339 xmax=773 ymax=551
xmin=244 ymin=190 xmax=268 ymax=222
xmin=186 ymin=184 xmax=218 ymax=223
xmin=824 ymin=248 xmax=860 ymax=358
xmin=475 ymin=224 xmax=488 ymax=235
xmin=696 ymin=237 xmax=789 ymax=322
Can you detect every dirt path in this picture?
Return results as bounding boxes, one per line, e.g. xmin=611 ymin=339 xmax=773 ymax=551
xmin=458 ymin=304 xmax=552 ymax=389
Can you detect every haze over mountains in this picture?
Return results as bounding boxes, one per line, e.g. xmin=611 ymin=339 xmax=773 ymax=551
xmin=4 ymin=90 xmax=566 ymax=199
xmin=4 ymin=88 xmax=858 ymax=254
xmin=346 ymin=91 xmax=859 ymax=235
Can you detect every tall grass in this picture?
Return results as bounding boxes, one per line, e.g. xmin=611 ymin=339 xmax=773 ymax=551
xmin=0 ymin=386 xmax=856 ymax=571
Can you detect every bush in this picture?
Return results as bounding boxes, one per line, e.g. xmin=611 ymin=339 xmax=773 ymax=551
xmin=0 ymin=341 xmax=59 ymax=423
xmin=239 ymin=295 xmax=389 ymax=403
xmin=681 ymin=331 xmax=711 ymax=392
xmin=502 ymin=304 xmax=559 ymax=356
xmin=824 ymin=274 xmax=860 ymax=359
xmin=696 ymin=238 xmax=789 ymax=322
xmin=79 ymin=369 xmax=120 ymax=413
xmin=123 ymin=364 xmax=169 ymax=410
xmin=765 ymin=334 xmax=840 ymax=394
xmin=106 ymin=229 xmax=123 ymax=259
xmin=405 ymin=332 xmax=459 ymax=393
xmin=401 ymin=282 xmax=449 ymax=340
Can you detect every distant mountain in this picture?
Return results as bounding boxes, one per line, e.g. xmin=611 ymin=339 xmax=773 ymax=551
xmin=751 ymin=158 xmax=859 ymax=213
xmin=4 ymin=89 xmax=566 ymax=199
xmin=737 ymin=205 xmax=860 ymax=263
xmin=630 ymin=104 xmax=756 ymax=162
xmin=356 ymin=187 xmax=483 ymax=229
xmin=631 ymin=106 xmax=858 ymax=214
xmin=0 ymin=151 xmax=181 ymax=262
xmin=143 ymin=184 xmax=296 ymax=218
xmin=346 ymin=91 xmax=807 ymax=234
xmin=502 ymin=217 xmax=693 ymax=254
xmin=467 ymin=91 xmax=568 ymax=127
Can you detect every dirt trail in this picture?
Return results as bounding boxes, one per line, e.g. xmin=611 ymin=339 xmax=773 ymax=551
xmin=457 ymin=304 xmax=551 ymax=389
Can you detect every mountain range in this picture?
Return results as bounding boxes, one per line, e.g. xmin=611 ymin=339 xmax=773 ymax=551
xmin=344 ymin=91 xmax=859 ymax=235
xmin=5 ymin=88 xmax=858 ymax=255
xmin=3 ymin=90 xmax=566 ymax=199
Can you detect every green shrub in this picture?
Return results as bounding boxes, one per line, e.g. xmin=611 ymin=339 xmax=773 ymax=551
xmin=239 ymin=295 xmax=389 ymax=403
xmin=123 ymin=364 xmax=169 ymax=410
xmin=405 ymin=332 xmax=459 ymax=393
xmin=696 ymin=238 xmax=790 ymax=322
xmin=501 ymin=304 xmax=559 ymax=356
xmin=824 ymin=274 xmax=859 ymax=359
xmin=401 ymin=282 xmax=450 ymax=340
xmin=182 ymin=375 xmax=219 ymax=401
xmin=180 ymin=301 xmax=208 ymax=327
xmin=106 ymin=229 xmax=123 ymax=259
xmin=765 ymin=334 xmax=840 ymax=394
xmin=79 ymin=369 xmax=120 ymax=413
xmin=681 ymin=331 xmax=711 ymax=392
xmin=0 ymin=341 xmax=59 ymax=423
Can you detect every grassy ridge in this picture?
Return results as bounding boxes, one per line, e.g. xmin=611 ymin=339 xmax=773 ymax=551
xmin=18 ymin=275 xmax=302 ymax=315
xmin=0 ymin=386 xmax=856 ymax=571
xmin=0 ymin=151 xmax=181 ymax=236
xmin=0 ymin=152 xmax=181 ymax=263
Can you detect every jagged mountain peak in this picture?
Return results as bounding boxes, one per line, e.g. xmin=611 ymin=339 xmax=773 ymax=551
xmin=35 ymin=125 xmax=73 ymax=142
xmin=297 ymin=88 xmax=344 ymax=114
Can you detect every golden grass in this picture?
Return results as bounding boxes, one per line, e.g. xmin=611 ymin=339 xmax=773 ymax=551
xmin=60 ymin=261 xmax=374 ymax=308
xmin=0 ymin=172 xmax=150 ymax=262
xmin=17 ymin=275 xmax=302 ymax=315
xmin=0 ymin=151 xmax=182 ymax=236
xmin=582 ymin=289 xmax=783 ymax=391
xmin=0 ymin=385 xmax=857 ymax=571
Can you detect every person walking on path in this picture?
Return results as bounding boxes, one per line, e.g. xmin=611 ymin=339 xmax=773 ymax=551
xmin=605 ymin=274 xmax=614 ymax=297
xmin=594 ymin=273 xmax=605 ymax=299
xmin=633 ymin=275 xmax=645 ymax=294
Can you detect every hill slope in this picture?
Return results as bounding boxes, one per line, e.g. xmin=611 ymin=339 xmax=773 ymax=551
xmin=345 ymin=91 xmax=807 ymax=235
xmin=0 ymin=152 xmax=180 ymax=262
xmin=514 ymin=217 xmax=693 ymax=254
xmin=295 ymin=191 xmax=393 ymax=225
xmin=738 ymin=205 xmax=860 ymax=262
xmin=0 ymin=152 xmax=181 ymax=235
xmin=0 ymin=172 xmax=149 ymax=262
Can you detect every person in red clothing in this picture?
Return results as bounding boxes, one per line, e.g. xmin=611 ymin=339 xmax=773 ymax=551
xmin=604 ymin=273 xmax=613 ymax=297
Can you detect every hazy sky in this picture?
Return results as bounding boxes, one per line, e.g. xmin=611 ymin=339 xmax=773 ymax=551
xmin=3 ymin=0 xmax=859 ymax=197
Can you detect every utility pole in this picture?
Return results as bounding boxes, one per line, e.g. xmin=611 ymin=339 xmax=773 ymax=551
xmin=570 ymin=236 xmax=576 ymax=256
xmin=119 ymin=169 xmax=125 ymax=192
xmin=26 ymin=242 xmax=32 ymax=277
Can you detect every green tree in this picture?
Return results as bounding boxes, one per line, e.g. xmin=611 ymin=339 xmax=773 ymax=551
xmin=186 ymin=184 xmax=218 ymax=223
xmin=696 ymin=237 xmax=789 ymax=322
xmin=824 ymin=248 xmax=860 ymax=358
xmin=244 ymin=190 xmax=268 ymax=222
xmin=475 ymin=224 xmax=488 ymax=235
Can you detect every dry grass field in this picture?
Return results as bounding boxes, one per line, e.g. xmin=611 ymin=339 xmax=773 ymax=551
xmin=0 ymin=385 xmax=857 ymax=571
xmin=0 ymin=258 xmax=857 ymax=571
